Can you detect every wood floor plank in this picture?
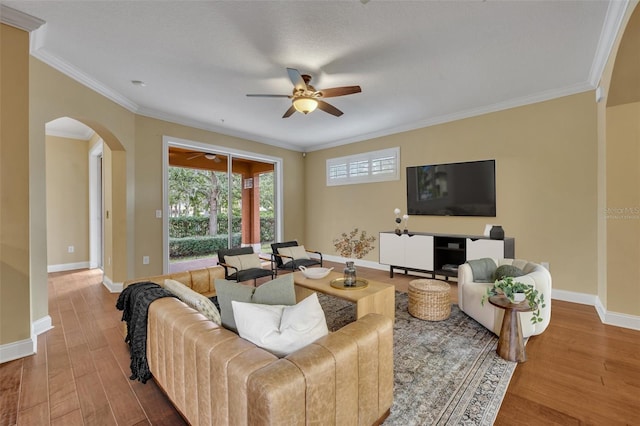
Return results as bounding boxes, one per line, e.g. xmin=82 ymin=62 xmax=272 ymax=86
xmin=17 ymin=354 xmax=49 ymax=412
xmin=17 ymin=401 xmax=49 ymax=426
xmin=0 ymin=359 xmax=22 ymax=426
xmin=50 ymin=409 xmax=84 ymax=426
xmin=75 ymin=371 xmax=117 ymax=425
xmin=92 ymin=346 xmax=147 ymax=425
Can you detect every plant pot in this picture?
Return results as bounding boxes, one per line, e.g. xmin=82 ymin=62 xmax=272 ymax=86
xmin=513 ymin=292 xmax=526 ymax=303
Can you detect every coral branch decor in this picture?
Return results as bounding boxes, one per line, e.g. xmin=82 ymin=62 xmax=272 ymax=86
xmin=333 ymin=228 xmax=376 ymax=260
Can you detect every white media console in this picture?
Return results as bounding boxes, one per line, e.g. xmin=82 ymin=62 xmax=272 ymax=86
xmin=379 ymin=231 xmax=515 ymax=279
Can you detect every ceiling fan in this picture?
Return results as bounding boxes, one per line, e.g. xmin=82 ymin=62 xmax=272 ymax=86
xmin=183 ymin=152 xmax=222 ymax=162
xmin=246 ymin=68 xmax=362 ymax=118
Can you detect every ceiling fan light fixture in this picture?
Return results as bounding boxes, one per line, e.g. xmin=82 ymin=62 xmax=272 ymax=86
xmin=204 ymin=153 xmax=216 ymax=160
xmin=293 ymin=96 xmax=318 ymax=114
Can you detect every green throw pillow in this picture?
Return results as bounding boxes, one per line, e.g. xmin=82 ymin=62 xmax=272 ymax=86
xmin=214 ymin=274 xmax=296 ymax=332
xmin=467 ymin=258 xmax=497 ymax=283
xmin=493 ymin=264 xmax=525 ymax=281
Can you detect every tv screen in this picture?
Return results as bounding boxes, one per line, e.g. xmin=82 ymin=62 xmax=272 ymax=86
xmin=406 ymin=160 xmax=496 ymax=216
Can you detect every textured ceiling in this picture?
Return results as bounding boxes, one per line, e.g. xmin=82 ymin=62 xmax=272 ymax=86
xmin=2 ymin=1 xmax=627 ymax=151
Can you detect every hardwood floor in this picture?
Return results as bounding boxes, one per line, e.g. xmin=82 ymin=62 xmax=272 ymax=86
xmin=1 ymin=264 xmax=639 ymax=425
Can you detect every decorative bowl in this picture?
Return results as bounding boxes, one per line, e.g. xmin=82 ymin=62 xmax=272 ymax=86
xmin=298 ymin=266 xmax=334 ymax=279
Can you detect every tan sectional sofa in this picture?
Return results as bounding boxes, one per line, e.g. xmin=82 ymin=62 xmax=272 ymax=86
xmin=122 ymin=266 xmax=394 ymax=425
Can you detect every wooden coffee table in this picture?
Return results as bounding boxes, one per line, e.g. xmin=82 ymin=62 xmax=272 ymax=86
xmin=292 ymin=271 xmax=396 ymax=323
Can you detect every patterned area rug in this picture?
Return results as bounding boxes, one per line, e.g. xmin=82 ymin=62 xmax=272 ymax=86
xmin=317 ymin=292 xmax=516 ymax=426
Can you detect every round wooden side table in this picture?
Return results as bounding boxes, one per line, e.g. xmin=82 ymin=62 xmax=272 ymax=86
xmin=488 ymin=295 xmax=535 ymax=362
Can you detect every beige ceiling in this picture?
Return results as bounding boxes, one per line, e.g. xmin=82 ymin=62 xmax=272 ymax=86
xmin=2 ymin=1 xmax=628 ymax=151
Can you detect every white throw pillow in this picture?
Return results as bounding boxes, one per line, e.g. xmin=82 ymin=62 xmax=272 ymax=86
xmin=232 ymin=293 xmax=328 ymax=357
xmin=164 ymin=279 xmax=221 ymax=325
xmin=278 ymin=245 xmax=310 ymax=261
xmin=224 ymin=253 xmax=262 ymax=270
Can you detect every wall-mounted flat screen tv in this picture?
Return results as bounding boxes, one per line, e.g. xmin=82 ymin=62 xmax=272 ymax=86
xmin=406 ymin=159 xmax=496 ymax=217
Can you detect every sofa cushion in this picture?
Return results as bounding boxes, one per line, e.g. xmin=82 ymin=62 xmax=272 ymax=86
xmin=493 ymin=264 xmax=525 ymax=281
xmin=232 ymin=293 xmax=328 ymax=357
xmin=466 ymin=258 xmax=497 ymax=283
xmin=164 ymin=279 xmax=222 ymax=325
xmin=215 ymin=274 xmax=297 ymax=331
xmin=224 ymin=253 xmax=263 ymax=271
xmin=278 ymin=245 xmax=310 ymax=261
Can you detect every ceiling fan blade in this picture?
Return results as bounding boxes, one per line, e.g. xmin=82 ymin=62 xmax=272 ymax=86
xmin=287 ymin=68 xmax=307 ymax=91
xmin=246 ymin=94 xmax=291 ymax=98
xmin=319 ymin=85 xmax=362 ymax=98
xmin=187 ymin=153 xmax=203 ymax=160
xmin=282 ymin=105 xmax=296 ymax=118
xmin=317 ymin=100 xmax=344 ymax=117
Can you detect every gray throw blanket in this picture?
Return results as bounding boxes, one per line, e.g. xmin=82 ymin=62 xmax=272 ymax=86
xmin=466 ymin=258 xmax=497 ymax=283
xmin=116 ymin=282 xmax=176 ymax=383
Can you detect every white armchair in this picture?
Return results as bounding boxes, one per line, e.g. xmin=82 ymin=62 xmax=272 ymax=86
xmin=458 ymin=258 xmax=552 ymax=338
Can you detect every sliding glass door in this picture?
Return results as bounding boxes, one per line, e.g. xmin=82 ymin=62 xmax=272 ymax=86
xmin=165 ymin=141 xmax=280 ymax=273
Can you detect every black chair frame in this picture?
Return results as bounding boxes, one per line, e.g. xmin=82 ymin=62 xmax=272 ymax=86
xmin=217 ymin=247 xmax=274 ymax=286
xmin=270 ymin=241 xmax=323 ymax=274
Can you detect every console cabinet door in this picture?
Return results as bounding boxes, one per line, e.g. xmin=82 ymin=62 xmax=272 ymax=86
xmin=466 ymin=238 xmax=505 ymax=260
xmin=405 ymin=235 xmax=434 ymax=270
xmin=379 ymin=232 xmax=404 ymax=266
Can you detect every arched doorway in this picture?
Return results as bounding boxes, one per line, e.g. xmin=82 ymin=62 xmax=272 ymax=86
xmin=44 ymin=116 xmax=128 ymax=292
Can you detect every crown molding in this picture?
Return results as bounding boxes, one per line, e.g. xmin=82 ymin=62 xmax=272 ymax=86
xmin=135 ymin=106 xmax=304 ymax=152
xmin=588 ymin=0 xmax=629 ymax=86
xmin=0 ymin=4 xmax=45 ymax=32
xmin=29 ymin=37 xmax=140 ymax=113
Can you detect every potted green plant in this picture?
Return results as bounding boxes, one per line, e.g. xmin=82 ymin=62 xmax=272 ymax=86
xmin=481 ymin=276 xmax=546 ymax=324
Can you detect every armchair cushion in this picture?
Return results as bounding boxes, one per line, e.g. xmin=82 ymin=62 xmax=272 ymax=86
xmin=232 ymin=293 xmax=329 ymax=357
xmin=466 ymin=258 xmax=497 ymax=282
xmin=215 ymin=274 xmax=297 ymax=331
xmin=278 ymin=245 xmax=310 ymax=261
xmin=493 ymin=264 xmax=525 ymax=281
xmin=225 ymin=253 xmax=263 ymax=271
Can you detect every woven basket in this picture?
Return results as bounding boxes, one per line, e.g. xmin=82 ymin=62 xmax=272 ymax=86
xmin=408 ymin=279 xmax=451 ymax=321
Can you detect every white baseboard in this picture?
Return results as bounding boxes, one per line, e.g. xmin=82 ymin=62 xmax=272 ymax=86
xmin=102 ymin=275 xmax=123 ymax=293
xmin=0 ymin=337 xmax=35 ymax=364
xmin=550 ymin=289 xmax=640 ymax=331
xmin=551 ymin=289 xmax=599 ymax=306
xmin=48 ymin=261 xmax=91 ymax=273
xmin=32 ymin=315 xmax=53 ymax=336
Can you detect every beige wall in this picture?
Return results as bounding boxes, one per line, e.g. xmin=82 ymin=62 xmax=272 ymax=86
xmin=306 ymin=92 xmax=599 ymax=297
xmin=1 ymin=24 xmax=31 ymax=346
xmin=606 ymin=102 xmax=640 ymax=314
xmin=45 ymin=135 xmax=90 ymax=266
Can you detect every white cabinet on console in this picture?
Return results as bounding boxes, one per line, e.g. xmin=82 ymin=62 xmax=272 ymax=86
xmin=466 ymin=238 xmax=509 ymax=260
xmin=379 ymin=232 xmax=433 ymax=278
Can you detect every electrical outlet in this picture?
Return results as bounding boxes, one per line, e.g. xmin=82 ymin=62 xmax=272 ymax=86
xmin=155 ymin=210 xmax=162 ymax=219
xmin=143 ymin=256 xmax=150 ymax=265
xmin=68 ymin=245 xmax=74 ymax=253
